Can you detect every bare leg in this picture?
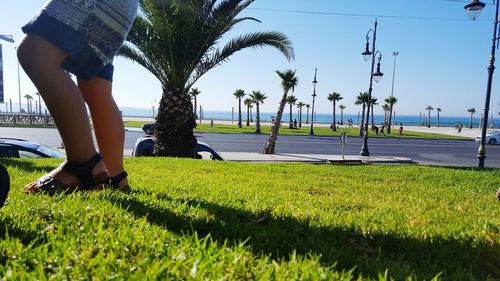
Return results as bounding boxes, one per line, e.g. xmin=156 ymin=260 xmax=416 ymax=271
xmin=17 ymin=34 xmax=107 ymax=187
xmin=78 ymin=77 xmax=129 ymax=188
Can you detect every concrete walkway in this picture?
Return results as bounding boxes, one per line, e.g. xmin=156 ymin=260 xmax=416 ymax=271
xmin=219 ymin=152 xmax=414 ymax=164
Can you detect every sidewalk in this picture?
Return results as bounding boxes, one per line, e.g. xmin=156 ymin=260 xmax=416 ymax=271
xmin=219 ymin=152 xmax=414 ymax=164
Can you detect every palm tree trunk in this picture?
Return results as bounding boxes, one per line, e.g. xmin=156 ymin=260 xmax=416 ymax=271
xmin=238 ymin=98 xmax=242 ymax=128
xmin=263 ymin=91 xmax=288 ymax=154
xmin=359 ymin=104 xmax=366 ymax=137
xmin=289 ymin=104 xmax=293 ymax=129
xmin=371 ymin=104 xmax=375 ymax=128
xmin=333 ymin=101 xmax=337 ymax=132
xmin=155 ymin=87 xmax=197 ymax=157
xmin=388 ymin=104 xmax=394 ymax=134
xmin=246 ymin=104 xmax=250 ymax=126
xmin=299 ymin=108 xmax=302 ymax=127
xmin=470 ymin=113 xmax=473 ymax=129
xmin=255 ymin=103 xmax=261 ymax=134
xmin=306 ymin=108 xmax=309 ymax=124
xmin=427 ymin=110 xmax=431 ymax=128
xmin=340 ymin=109 xmax=344 ymax=125
xmin=437 ymin=112 xmax=440 ymax=127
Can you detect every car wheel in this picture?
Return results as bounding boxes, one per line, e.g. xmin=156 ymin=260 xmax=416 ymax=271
xmin=0 ymin=164 xmax=10 ymax=208
xmin=488 ymin=138 xmax=497 ymax=145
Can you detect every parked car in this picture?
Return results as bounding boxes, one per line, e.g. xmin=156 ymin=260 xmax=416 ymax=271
xmin=132 ymin=124 xmax=223 ymax=160
xmin=475 ymin=130 xmax=500 ymax=145
xmin=0 ymin=138 xmax=65 ymax=158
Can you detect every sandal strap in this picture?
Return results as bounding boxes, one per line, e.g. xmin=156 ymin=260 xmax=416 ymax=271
xmin=110 ymin=171 xmax=128 ymax=188
xmin=61 ymin=154 xmax=105 ymax=189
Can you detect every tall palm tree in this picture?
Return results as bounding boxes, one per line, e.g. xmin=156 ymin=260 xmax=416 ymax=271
xmin=24 ymin=94 xmax=33 ymax=114
xmin=250 ymin=91 xmax=267 ymax=134
xmin=327 ymin=92 xmax=343 ymax=131
xmin=384 ymin=96 xmax=398 ymax=134
xmin=305 ymin=104 xmax=310 ymax=124
xmin=436 ymin=108 xmax=442 ymax=127
xmin=425 ymin=105 xmax=434 ymax=128
xmin=286 ymin=95 xmax=297 ymax=129
xmin=244 ymin=98 xmax=253 ymax=127
xmin=339 ymin=104 xmax=346 ymax=125
xmin=35 ymin=92 xmax=42 ymax=115
xmin=190 ymin=88 xmax=201 ymax=123
xmin=263 ymin=69 xmax=298 ymax=154
xmin=370 ymin=97 xmax=378 ymax=128
xmin=468 ymin=108 xmax=476 ymax=129
xmin=355 ymin=92 xmax=369 ymax=136
xmin=120 ymin=0 xmax=294 ymax=157
xmin=382 ymin=104 xmax=390 ymax=125
xmin=233 ymin=89 xmax=245 ymax=128
xmin=296 ymin=102 xmax=306 ymax=127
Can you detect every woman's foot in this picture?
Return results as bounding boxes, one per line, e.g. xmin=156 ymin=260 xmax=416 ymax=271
xmin=109 ymin=171 xmax=131 ymax=192
xmin=24 ymin=154 xmax=110 ymax=194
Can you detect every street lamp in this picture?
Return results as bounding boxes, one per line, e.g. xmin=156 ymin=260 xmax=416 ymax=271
xmin=0 ymin=35 xmax=15 ymax=105
xmin=463 ymin=0 xmax=497 ymax=168
xmin=309 ymin=68 xmax=318 ymax=135
xmin=360 ymin=20 xmax=383 ymax=156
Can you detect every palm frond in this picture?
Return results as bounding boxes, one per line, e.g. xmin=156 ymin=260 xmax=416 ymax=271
xmin=189 ymin=31 xmax=294 ymax=87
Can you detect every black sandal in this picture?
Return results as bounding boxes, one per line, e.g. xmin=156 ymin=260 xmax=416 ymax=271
xmin=109 ymin=171 xmax=131 ymax=192
xmin=24 ymin=154 xmax=110 ymax=195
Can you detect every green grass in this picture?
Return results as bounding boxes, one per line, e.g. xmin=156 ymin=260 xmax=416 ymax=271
xmin=124 ymin=121 xmax=470 ymax=140
xmin=1 ymin=158 xmax=499 ymax=280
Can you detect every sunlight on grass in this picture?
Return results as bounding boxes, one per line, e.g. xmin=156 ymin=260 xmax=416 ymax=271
xmin=124 ymin=121 xmax=469 ymax=140
xmin=0 ymin=158 xmax=498 ymax=280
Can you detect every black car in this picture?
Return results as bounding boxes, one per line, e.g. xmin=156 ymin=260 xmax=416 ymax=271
xmin=132 ymin=124 xmax=223 ymax=160
xmin=0 ymin=138 xmax=65 ymax=158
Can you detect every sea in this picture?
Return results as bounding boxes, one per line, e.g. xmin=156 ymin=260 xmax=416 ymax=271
xmin=119 ymin=107 xmax=496 ymax=128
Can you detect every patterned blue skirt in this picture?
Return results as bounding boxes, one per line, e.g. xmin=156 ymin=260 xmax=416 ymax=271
xmin=22 ymin=0 xmax=138 ymax=81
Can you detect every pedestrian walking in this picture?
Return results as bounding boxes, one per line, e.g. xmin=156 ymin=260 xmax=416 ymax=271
xmin=19 ymin=0 xmax=139 ymax=193
xmin=380 ymin=123 xmax=386 ymax=136
xmin=399 ymin=123 xmax=404 ymax=136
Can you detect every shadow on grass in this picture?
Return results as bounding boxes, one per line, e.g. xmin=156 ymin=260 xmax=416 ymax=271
xmin=0 ymin=159 xmax=56 ymax=174
xmin=106 ymin=190 xmax=499 ymax=281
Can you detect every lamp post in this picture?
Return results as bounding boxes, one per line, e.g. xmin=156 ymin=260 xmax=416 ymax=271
xmin=463 ymin=0 xmax=497 ymax=168
xmin=360 ymin=20 xmax=384 ymax=156
xmin=309 ymin=68 xmax=318 ymax=135
xmin=0 ymin=35 xmax=15 ymax=106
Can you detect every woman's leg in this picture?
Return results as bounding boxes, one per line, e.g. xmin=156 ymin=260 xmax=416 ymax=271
xmin=17 ymin=34 xmax=106 ymax=186
xmin=78 ymin=77 xmax=129 ymax=188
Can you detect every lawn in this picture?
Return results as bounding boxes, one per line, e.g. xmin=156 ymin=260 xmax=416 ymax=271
xmin=124 ymin=121 xmax=470 ymax=140
xmin=0 ymin=158 xmax=499 ymax=280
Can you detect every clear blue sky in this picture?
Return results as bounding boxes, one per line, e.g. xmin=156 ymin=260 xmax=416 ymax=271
xmin=0 ymin=0 xmax=499 ymax=117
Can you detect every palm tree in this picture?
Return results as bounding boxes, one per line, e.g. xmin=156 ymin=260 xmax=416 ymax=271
xmin=24 ymin=94 xmax=33 ymax=114
xmin=233 ymin=89 xmax=245 ymax=128
xmin=35 ymin=92 xmax=42 ymax=115
xmin=384 ymin=96 xmax=398 ymax=134
xmin=250 ymin=91 xmax=267 ymax=134
xmin=370 ymin=97 xmax=378 ymax=128
xmin=305 ymin=104 xmax=311 ymax=124
xmin=436 ymin=108 xmax=442 ymax=127
xmin=425 ymin=105 xmax=434 ymax=128
xmin=382 ymin=104 xmax=390 ymax=125
xmin=244 ymin=98 xmax=253 ymax=127
xmin=468 ymin=108 xmax=476 ymax=129
xmin=190 ymin=88 xmax=201 ymax=123
xmin=355 ymin=92 xmax=369 ymax=136
xmin=286 ymin=95 xmax=297 ymax=129
xmin=327 ymin=92 xmax=343 ymax=131
xmin=120 ymin=0 xmax=294 ymax=157
xmin=296 ymin=102 xmax=306 ymax=127
xmin=263 ymin=70 xmax=298 ymax=154
xmin=339 ymin=105 xmax=346 ymax=125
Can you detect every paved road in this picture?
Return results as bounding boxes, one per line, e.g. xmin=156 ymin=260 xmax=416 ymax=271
xmin=1 ymin=127 xmax=499 ymax=167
